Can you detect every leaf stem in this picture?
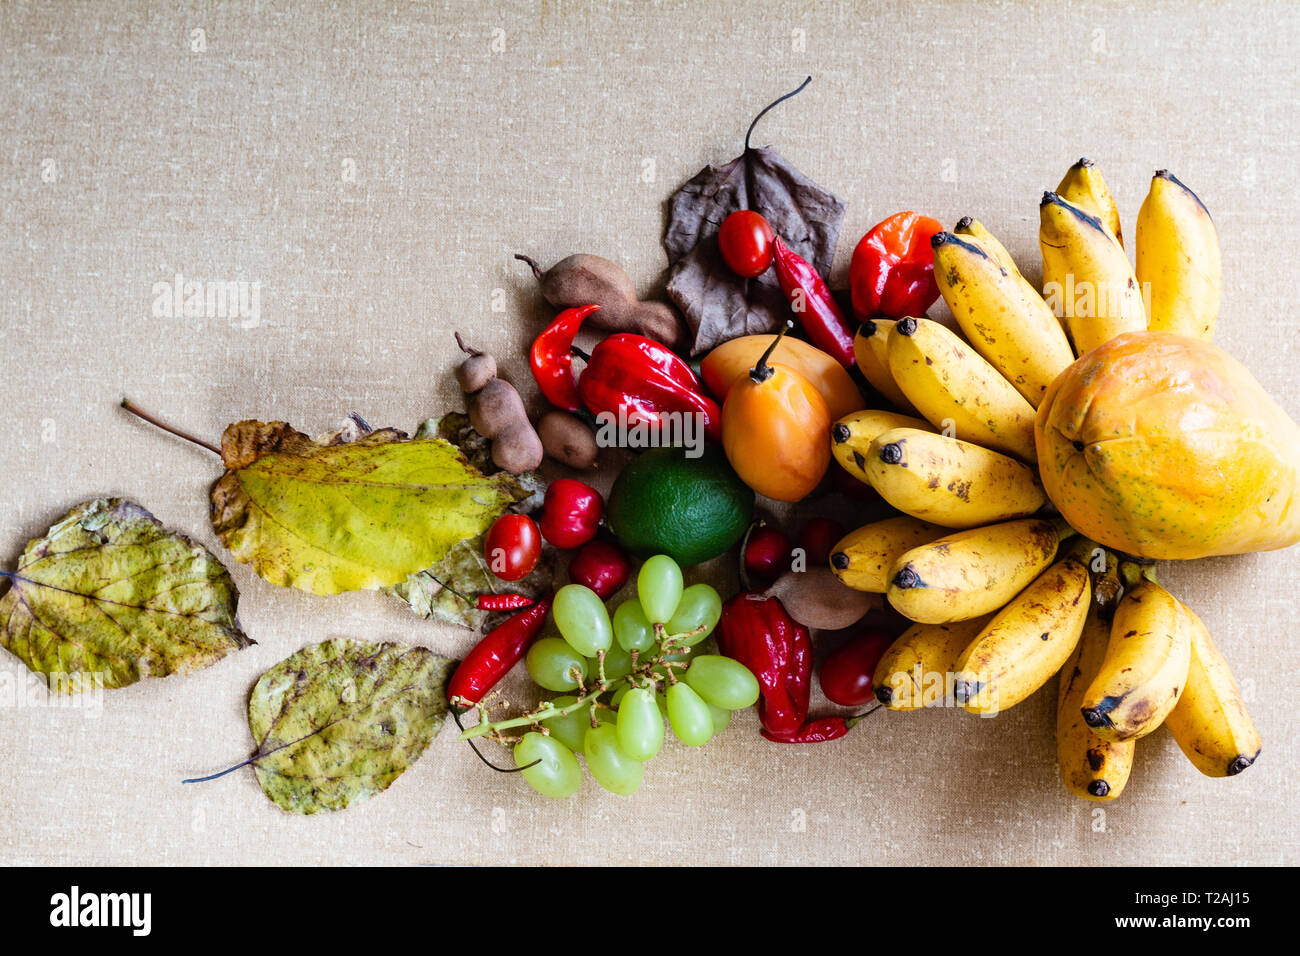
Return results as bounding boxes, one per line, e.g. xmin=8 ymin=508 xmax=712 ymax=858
xmin=745 ymin=76 xmax=812 ymax=152
xmin=120 ymin=398 xmax=222 ymax=456
xmin=182 ymin=757 xmax=255 ymax=784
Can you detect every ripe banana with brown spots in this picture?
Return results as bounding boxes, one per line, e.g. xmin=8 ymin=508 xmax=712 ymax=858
xmin=830 ymin=408 xmax=934 ymax=485
xmin=932 ymin=231 xmax=1074 ymax=406
xmin=1135 ymin=170 xmax=1221 ymax=340
xmin=1080 ymin=570 xmax=1191 ymax=741
xmin=853 ymin=319 xmax=919 ymax=415
xmin=886 ymin=316 xmax=1038 ymax=462
xmin=829 ymin=515 xmax=950 ymax=593
xmin=1056 ymin=158 xmax=1123 ymax=246
xmin=1057 ymin=595 xmax=1136 ymax=801
xmin=887 ymin=517 xmax=1067 ymax=624
xmin=953 ymin=551 xmax=1091 ymax=715
xmin=953 ymin=217 xmax=1021 ymax=275
xmin=873 ymin=616 xmax=992 ymax=711
xmin=1039 ymin=191 xmax=1147 ymax=355
xmin=863 ymin=427 xmax=1046 ymax=529
xmin=1163 ymin=604 xmax=1261 ymax=777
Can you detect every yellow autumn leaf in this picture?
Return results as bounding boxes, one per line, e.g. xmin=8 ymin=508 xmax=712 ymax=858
xmin=210 ymin=420 xmax=530 ymax=595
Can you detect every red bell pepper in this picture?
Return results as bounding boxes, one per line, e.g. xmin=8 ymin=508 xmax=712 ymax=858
xmin=577 ymin=333 xmax=721 ymax=442
xmin=849 ymin=211 xmax=943 ymax=321
xmin=761 ymin=715 xmax=855 ymax=744
xmin=716 ymin=593 xmax=811 ymax=736
xmin=530 ymin=304 xmax=600 ymax=412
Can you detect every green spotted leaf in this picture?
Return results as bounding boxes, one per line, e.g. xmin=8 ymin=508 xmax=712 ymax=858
xmin=229 ymin=638 xmax=452 ymax=814
xmin=210 ymin=419 xmax=532 ymax=595
xmin=0 ymin=498 xmax=250 ymax=692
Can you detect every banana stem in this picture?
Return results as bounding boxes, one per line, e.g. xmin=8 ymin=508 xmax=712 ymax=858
xmin=1118 ymin=560 xmax=1158 ymax=589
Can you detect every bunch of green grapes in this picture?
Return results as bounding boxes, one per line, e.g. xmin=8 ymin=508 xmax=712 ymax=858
xmin=513 ymin=554 xmax=759 ymax=798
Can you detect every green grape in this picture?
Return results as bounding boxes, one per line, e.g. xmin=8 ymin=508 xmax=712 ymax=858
xmin=601 ymin=641 xmax=634 ymax=681
xmin=515 ymin=732 xmax=582 ymax=798
xmin=526 ymin=637 xmax=588 ymax=692
xmin=637 ymin=554 xmax=683 ymax=625
xmin=616 ymin=687 xmax=664 ymax=762
xmin=683 ymin=655 xmax=761 ymax=709
xmin=583 ymin=723 xmax=643 ymax=795
xmin=615 ymin=683 xmax=667 ymax=717
xmin=666 ymin=682 xmax=713 ymax=746
xmin=666 ymin=583 xmax=722 ymax=645
xmin=554 ymin=584 xmax=613 ymax=657
xmin=613 ymin=599 xmax=656 ymax=653
xmin=708 ymin=703 xmax=732 ymax=737
xmin=540 ymin=696 xmax=588 ymax=752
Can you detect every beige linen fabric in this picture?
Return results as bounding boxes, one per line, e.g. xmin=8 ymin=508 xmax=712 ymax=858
xmin=1 ymin=0 xmax=1297 ymax=865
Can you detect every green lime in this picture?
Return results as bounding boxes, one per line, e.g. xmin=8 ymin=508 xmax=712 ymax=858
xmin=606 ymin=445 xmax=753 ymax=567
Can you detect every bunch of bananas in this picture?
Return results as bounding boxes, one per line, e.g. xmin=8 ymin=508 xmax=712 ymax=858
xmin=828 ymin=159 xmax=1258 ymax=801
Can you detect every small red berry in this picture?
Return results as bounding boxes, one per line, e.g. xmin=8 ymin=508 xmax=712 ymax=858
xmin=568 ymin=540 xmax=632 ymax=599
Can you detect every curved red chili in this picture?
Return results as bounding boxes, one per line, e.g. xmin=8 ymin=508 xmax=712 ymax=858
xmin=447 ymin=594 xmax=553 ymax=707
xmin=771 ymin=237 xmax=855 ymax=367
xmin=475 ymin=593 xmax=536 ymax=611
xmin=530 ymin=305 xmax=600 ymax=412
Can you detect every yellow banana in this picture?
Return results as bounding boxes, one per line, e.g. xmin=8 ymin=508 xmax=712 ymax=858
xmin=953 ymin=552 xmax=1091 ymax=715
xmin=1056 ymin=158 xmax=1123 ymax=246
xmin=887 ymin=517 xmax=1065 ymax=624
xmin=1057 ymin=603 xmax=1136 ymax=801
xmin=932 ymin=231 xmax=1074 ymax=407
xmin=1135 ymin=170 xmax=1222 ymax=340
xmin=829 ymin=515 xmax=950 ymax=593
xmin=886 ymin=316 xmax=1038 ymax=462
xmin=830 ymin=409 xmax=934 ymax=485
xmin=1080 ymin=572 xmax=1191 ymax=741
xmin=864 ymin=427 xmax=1046 ymax=529
xmin=873 ymin=616 xmax=992 ymax=711
xmin=1164 ymin=604 xmax=1261 ymax=777
xmin=953 ymin=217 xmax=1021 ymax=276
xmin=853 ymin=319 xmax=919 ymax=415
xmin=1039 ymin=191 xmax=1147 ymax=355
xmin=955 ymin=220 xmax=1070 ymax=333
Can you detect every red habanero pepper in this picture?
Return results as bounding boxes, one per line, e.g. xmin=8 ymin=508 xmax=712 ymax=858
xmin=474 ymin=593 xmax=536 ymax=611
xmin=761 ymin=715 xmax=854 ymax=744
xmin=530 ymin=304 xmax=601 ymax=412
xmin=447 ymin=594 xmax=553 ymax=707
xmin=716 ymin=593 xmax=811 ymax=737
xmin=771 ymin=237 xmax=856 ymax=367
xmin=849 ymin=211 xmax=943 ymax=321
xmin=577 ymin=333 xmax=722 ymax=442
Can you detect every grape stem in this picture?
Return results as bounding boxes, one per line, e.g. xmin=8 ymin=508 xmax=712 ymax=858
xmin=457 ymin=624 xmax=706 ymax=741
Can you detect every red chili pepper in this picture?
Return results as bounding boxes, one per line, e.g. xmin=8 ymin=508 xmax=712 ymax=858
xmin=770 ymin=237 xmax=855 ymax=367
xmin=849 ymin=211 xmax=943 ymax=321
xmin=530 ymin=304 xmax=600 ymax=412
xmin=761 ymin=716 xmax=853 ymax=744
xmin=577 ymin=333 xmax=722 ymax=442
xmin=447 ymin=594 xmax=553 ymax=707
xmin=716 ymin=593 xmax=811 ymax=736
xmin=474 ymin=593 xmax=536 ymax=611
